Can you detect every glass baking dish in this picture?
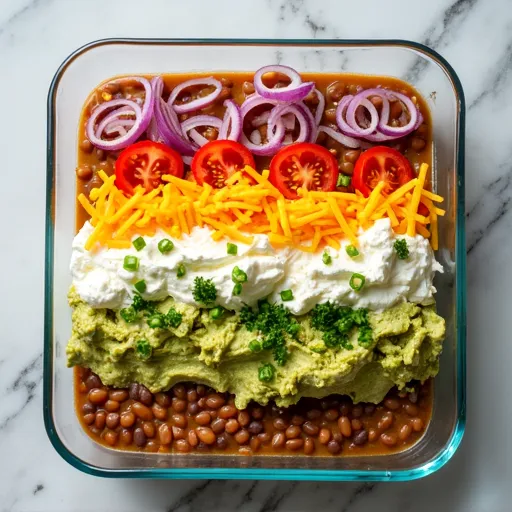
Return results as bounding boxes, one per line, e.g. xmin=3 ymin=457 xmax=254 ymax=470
xmin=44 ymin=38 xmax=466 ymax=481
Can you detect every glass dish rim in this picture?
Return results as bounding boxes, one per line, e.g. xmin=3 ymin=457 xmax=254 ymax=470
xmin=44 ymin=37 xmax=466 ymax=481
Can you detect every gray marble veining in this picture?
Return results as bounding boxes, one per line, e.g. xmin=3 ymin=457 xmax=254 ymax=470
xmin=1 ymin=0 xmax=512 ymax=510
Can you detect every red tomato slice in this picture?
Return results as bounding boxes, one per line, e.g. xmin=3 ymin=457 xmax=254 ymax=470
xmin=352 ymin=146 xmax=415 ymax=198
xmin=191 ymin=140 xmax=256 ymax=188
xmin=269 ymin=143 xmax=339 ymax=200
xmin=115 ymin=141 xmax=184 ymax=195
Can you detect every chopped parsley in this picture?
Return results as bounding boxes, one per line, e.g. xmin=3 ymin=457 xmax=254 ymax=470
xmin=258 ymin=363 xmax=275 ymax=382
xmin=136 ymin=339 xmax=152 ymax=360
xmin=322 ymin=251 xmax=332 ymax=265
xmin=119 ymin=293 xmax=182 ymax=330
xmin=120 ymin=306 xmax=137 ymax=323
xmin=394 ymin=239 xmax=410 ymax=260
xmin=311 ymin=301 xmax=372 ymax=350
xmin=166 ymin=308 xmax=182 ymax=328
xmin=192 ymin=276 xmax=217 ymax=305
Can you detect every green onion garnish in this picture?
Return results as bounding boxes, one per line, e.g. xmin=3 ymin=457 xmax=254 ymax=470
xmin=136 ymin=339 xmax=152 ymax=360
xmin=337 ymin=174 xmax=351 ymax=187
xmin=176 ymin=264 xmax=186 ymax=278
xmin=158 ymin=239 xmax=174 ymax=254
xmin=227 ymin=242 xmax=238 ymax=256
xmin=249 ymin=340 xmax=263 ymax=352
xmin=280 ymin=289 xmax=294 ymax=302
xmin=232 ymin=266 xmax=248 ymax=284
xmin=123 ymin=255 xmax=139 ymax=272
xmin=232 ymin=283 xmax=243 ymax=296
xmin=394 ymin=239 xmax=410 ymax=260
xmin=210 ymin=306 xmax=224 ymax=320
xmin=132 ymin=237 xmax=146 ymax=251
xmin=258 ymin=363 xmax=275 ymax=382
xmin=147 ymin=315 xmax=164 ymax=329
xmin=345 ymin=245 xmax=360 ymax=258
xmin=349 ymin=273 xmax=366 ymax=292
xmin=322 ymin=251 xmax=332 ymax=265
xmin=134 ymin=280 xmax=146 ymax=293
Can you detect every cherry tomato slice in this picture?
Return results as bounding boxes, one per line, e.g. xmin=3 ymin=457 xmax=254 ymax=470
xmin=269 ymin=143 xmax=339 ymax=200
xmin=115 ymin=141 xmax=184 ymax=195
xmin=191 ymin=140 xmax=256 ymax=188
xmin=352 ymin=146 xmax=415 ymax=198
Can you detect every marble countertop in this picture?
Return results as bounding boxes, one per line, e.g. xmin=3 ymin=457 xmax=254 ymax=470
xmin=1 ymin=0 xmax=511 ymax=510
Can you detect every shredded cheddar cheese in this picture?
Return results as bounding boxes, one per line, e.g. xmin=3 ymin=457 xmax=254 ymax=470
xmin=80 ymin=163 xmax=443 ymax=253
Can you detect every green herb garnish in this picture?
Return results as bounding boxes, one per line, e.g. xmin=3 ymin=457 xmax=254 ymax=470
xmin=134 ymin=280 xmax=146 ymax=293
xmin=322 ymin=251 xmax=332 ymax=265
xmin=132 ymin=237 xmax=146 ymax=251
xmin=227 ymin=242 xmax=238 ymax=256
xmin=232 ymin=283 xmax=243 ymax=296
xmin=280 ymin=289 xmax=294 ymax=302
xmin=232 ymin=266 xmax=248 ymax=284
xmin=193 ymin=276 xmax=217 ymax=305
xmin=147 ymin=314 xmax=165 ymax=329
xmin=166 ymin=308 xmax=182 ymax=328
xmin=136 ymin=339 xmax=152 ymax=360
xmin=258 ymin=363 xmax=275 ymax=382
xmin=249 ymin=340 xmax=263 ymax=352
xmin=123 ymin=255 xmax=139 ymax=272
xmin=337 ymin=174 xmax=351 ymax=187
xmin=394 ymin=239 xmax=409 ymax=260
xmin=120 ymin=306 xmax=137 ymax=323
xmin=349 ymin=273 xmax=365 ymax=291
xmin=176 ymin=263 xmax=186 ymax=278
xmin=345 ymin=245 xmax=359 ymax=258
xmin=210 ymin=306 xmax=224 ymax=320
xmin=158 ymin=239 xmax=174 ymax=254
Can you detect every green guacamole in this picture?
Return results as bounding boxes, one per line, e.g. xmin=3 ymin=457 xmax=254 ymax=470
xmin=66 ymin=288 xmax=445 ymax=409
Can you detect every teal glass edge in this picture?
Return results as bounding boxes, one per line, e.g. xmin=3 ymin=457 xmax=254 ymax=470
xmin=44 ymin=38 xmax=466 ymax=481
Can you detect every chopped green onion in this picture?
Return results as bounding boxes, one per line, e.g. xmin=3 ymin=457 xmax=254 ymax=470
xmin=134 ymin=280 xmax=146 ymax=293
xmin=394 ymin=239 xmax=410 ymax=260
xmin=345 ymin=245 xmax=360 ymax=258
xmin=227 ymin=242 xmax=238 ymax=256
xmin=249 ymin=340 xmax=263 ymax=352
xmin=120 ymin=307 xmax=137 ymax=323
xmin=136 ymin=339 xmax=152 ymax=360
xmin=158 ymin=239 xmax=174 ymax=254
xmin=258 ymin=363 xmax=275 ymax=382
xmin=123 ymin=255 xmax=139 ymax=272
xmin=337 ymin=174 xmax=351 ymax=187
xmin=232 ymin=283 xmax=243 ymax=296
xmin=322 ymin=251 xmax=332 ymax=265
xmin=349 ymin=273 xmax=366 ymax=292
xmin=287 ymin=321 xmax=300 ymax=337
xmin=280 ymin=289 xmax=294 ymax=302
xmin=147 ymin=315 xmax=164 ymax=329
xmin=232 ymin=266 xmax=248 ymax=284
xmin=132 ymin=237 xmax=146 ymax=251
xmin=210 ymin=306 xmax=224 ymax=320
xmin=166 ymin=308 xmax=182 ymax=328
xmin=176 ymin=264 xmax=186 ymax=278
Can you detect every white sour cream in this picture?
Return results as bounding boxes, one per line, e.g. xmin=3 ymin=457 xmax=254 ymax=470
xmin=70 ymin=219 xmax=442 ymax=314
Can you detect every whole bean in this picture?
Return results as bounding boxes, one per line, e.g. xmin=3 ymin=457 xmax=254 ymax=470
xmin=411 ymin=417 xmax=424 ymax=432
xmin=104 ymin=400 xmax=120 ymax=412
xmin=173 ymin=384 xmax=187 ymax=399
xmin=399 ymin=424 xmax=412 ymax=441
xmin=234 ymin=428 xmax=250 ymax=445
xmin=258 ymin=432 xmax=271 ymax=444
xmin=243 ymin=81 xmax=255 ymax=96
xmin=206 ymin=394 xmax=225 ymax=409
xmin=324 ymin=108 xmax=337 ymax=123
xmin=158 ymin=424 xmax=173 ymax=445
xmin=109 ymin=389 xmax=128 ymax=402
xmin=106 ymin=412 xmax=120 ymax=429
xmin=198 ymin=398 xmax=207 ymax=409
xmin=319 ymin=428 xmax=331 ymax=445
xmin=120 ymin=411 xmax=136 ymax=428
xmin=120 ymin=428 xmax=133 ymax=445
xmin=146 ymin=441 xmax=159 ymax=452
xmin=408 ymin=391 xmax=419 ymax=404
xmin=152 ymin=403 xmax=168 ymax=421
xmin=187 ymin=389 xmax=198 ymax=402
xmin=79 ymin=139 xmax=93 ymax=154
xmin=351 ymin=419 xmax=363 ymax=431
xmin=252 ymin=407 xmax=265 ymax=420
xmin=142 ymin=421 xmax=155 ymax=438
xmin=352 ymin=404 xmax=363 ymax=418
xmin=411 ymin=136 xmax=427 ymax=152
xmin=338 ymin=416 xmax=352 ymax=437
xmin=155 ymin=392 xmax=171 ymax=408
xmin=238 ymin=411 xmax=250 ymax=427
xmin=353 ymin=429 xmax=369 ymax=446
xmin=307 ymin=409 xmax=322 ymax=420
xmin=225 ymin=419 xmax=240 ymax=434
xmin=250 ymin=436 xmax=261 ymax=453
xmin=132 ymin=402 xmax=153 ymax=421
xmin=188 ymin=402 xmax=200 ymax=415
xmin=368 ymin=428 xmax=378 ymax=443
xmin=285 ymin=425 xmax=301 ymax=439
xmin=272 ymin=432 xmax=286 ymax=449
xmin=404 ymin=403 xmax=419 ymax=416
xmin=85 ymin=375 xmax=102 ymax=390
xmin=188 ymin=430 xmax=199 ymax=447
xmin=83 ymin=413 xmax=95 ymax=425
xmin=174 ymin=439 xmax=191 ymax=453
xmin=172 ymin=426 xmax=186 ymax=440
xmin=216 ymin=434 xmax=228 ymax=450
xmin=380 ymin=433 xmax=398 ymax=447
xmin=103 ymin=430 xmax=118 ymax=446
xmin=364 ymin=404 xmax=376 ymax=415
xmin=286 ymin=439 xmax=304 ymax=451
xmin=340 ymin=402 xmax=352 ymax=416
xmin=384 ymin=398 xmax=400 ymax=411
xmin=273 ymin=417 xmax=288 ymax=431
xmin=139 ymin=385 xmax=153 ymax=406
xmin=304 ymin=437 xmax=315 ymax=455
xmin=88 ymin=388 xmax=108 ymax=405
xmin=218 ymin=405 xmax=237 ymax=419
xmin=172 ymin=414 xmax=187 ymax=429
xmin=196 ymin=385 xmax=206 ymax=397
xmin=344 ymin=149 xmax=361 ymax=164
xmin=95 ymin=411 xmax=106 ymax=430
xmin=378 ymin=412 xmax=394 ymax=431
xmin=129 ymin=383 xmax=140 ymax=401
xmin=195 ymin=411 xmax=212 ymax=425
xmin=82 ymin=403 xmax=96 ymax=415
xmin=370 ymin=95 xmax=383 ymax=109
xmin=339 ymin=162 xmax=354 ymax=175
xmin=172 ymin=398 xmax=187 ymax=413
xmin=332 ymin=431 xmax=343 ymax=443
xmin=211 ymin=418 xmax=226 ymax=434
xmin=389 ymin=101 xmax=403 ymax=120
xmin=302 ymin=421 xmax=319 ymax=436
xmin=134 ymin=427 xmax=147 ymax=447
xmin=326 ymin=81 xmax=345 ymax=102
xmin=327 ymin=440 xmax=342 ymax=454
xmin=248 ymin=421 xmax=263 ymax=435
xmin=324 ymin=408 xmax=339 ymax=422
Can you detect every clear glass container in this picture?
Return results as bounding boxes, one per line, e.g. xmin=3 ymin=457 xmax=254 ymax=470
xmin=44 ymin=39 xmax=466 ymax=481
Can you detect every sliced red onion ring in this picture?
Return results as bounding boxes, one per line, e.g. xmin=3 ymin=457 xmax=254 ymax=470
xmin=317 ymin=126 xmax=360 ymax=149
xmin=167 ymin=77 xmax=222 ymax=114
xmin=105 ymin=119 xmax=136 ymax=136
xmin=268 ymin=104 xmax=310 ymax=145
xmin=183 ymin=156 xmax=193 ymax=166
xmin=181 ymin=115 xmax=223 ymax=147
xmin=94 ymin=105 xmax=136 ymax=138
xmin=378 ymin=90 xmax=418 ymax=137
xmin=296 ymin=102 xmax=317 ymax=143
xmin=345 ymin=95 xmax=379 ymax=137
xmin=254 ymin=65 xmax=315 ymax=102
xmin=282 ymin=113 xmax=296 ymax=130
xmin=311 ymin=88 xmax=325 ymax=126
xmin=146 ymin=117 xmax=163 ymax=142
xmin=218 ymin=100 xmax=242 ymax=141
xmin=86 ymin=77 xmax=153 ymax=151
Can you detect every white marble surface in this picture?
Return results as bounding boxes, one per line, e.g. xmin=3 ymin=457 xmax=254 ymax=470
xmin=1 ymin=0 xmax=511 ymax=510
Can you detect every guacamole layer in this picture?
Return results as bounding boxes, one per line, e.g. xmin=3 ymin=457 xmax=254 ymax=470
xmin=66 ymin=288 xmax=445 ymax=409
